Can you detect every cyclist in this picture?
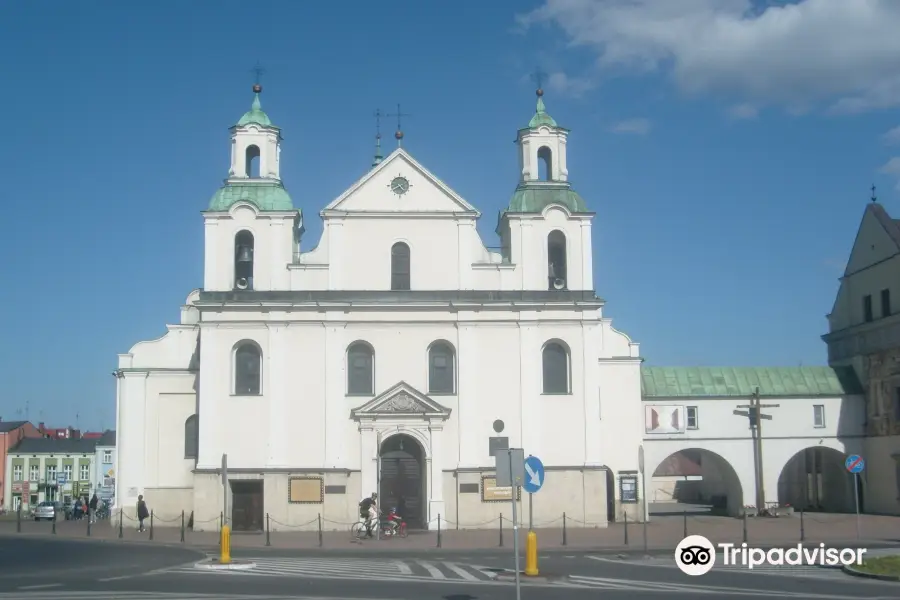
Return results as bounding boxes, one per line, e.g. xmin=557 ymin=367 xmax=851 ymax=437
xmin=358 ymin=492 xmax=378 ymax=538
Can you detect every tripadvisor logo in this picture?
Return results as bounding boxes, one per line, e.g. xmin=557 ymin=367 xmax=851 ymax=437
xmin=675 ymin=535 xmax=866 ymax=576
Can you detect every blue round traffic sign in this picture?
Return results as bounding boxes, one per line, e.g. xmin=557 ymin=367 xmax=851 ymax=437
xmin=845 ymin=454 xmax=865 ymax=474
xmin=523 ymin=455 xmax=545 ymax=494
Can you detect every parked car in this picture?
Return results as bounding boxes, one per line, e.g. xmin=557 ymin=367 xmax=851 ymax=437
xmin=33 ymin=501 xmax=56 ymax=521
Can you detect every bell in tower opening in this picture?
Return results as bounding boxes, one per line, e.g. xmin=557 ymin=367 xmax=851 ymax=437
xmin=547 ymin=230 xmax=567 ymax=290
xmin=234 ymin=230 xmax=255 ymax=290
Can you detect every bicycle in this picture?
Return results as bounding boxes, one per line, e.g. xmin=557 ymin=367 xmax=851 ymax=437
xmin=350 ymin=515 xmax=375 ymax=540
xmin=349 ymin=510 xmax=408 ymax=539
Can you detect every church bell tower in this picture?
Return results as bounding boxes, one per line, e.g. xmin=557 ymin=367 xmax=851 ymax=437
xmin=229 ymin=83 xmax=282 ymax=180
xmin=497 ymin=84 xmax=593 ymax=292
xmin=203 ymin=83 xmax=300 ymax=293
xmin=516 ymin=87 xmax=569 ymax=183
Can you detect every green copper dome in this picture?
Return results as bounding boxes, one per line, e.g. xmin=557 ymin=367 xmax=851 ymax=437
xmin=237 ymin=92 xmax=274 ymax=127
xmin=528 ymin=95 xmax=557 ymax=128
xmin=506 ymin=184 xmax=587 ymax=214
xmin=207 ymin=182 xmax=293 ymax=212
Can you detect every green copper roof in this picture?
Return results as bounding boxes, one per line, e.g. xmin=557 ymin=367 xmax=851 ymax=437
xmin=207 ymin=182 xmax=293 ymax=212
xmin=506 ymin=184 xmax=587 ymax=214
xmin=641 ymin=366 xmax=863 ymax=398
xmin=528 ymin=95 xmax=557 ymax=128
xmin=237 ymin=93 xmax=273 ymax=127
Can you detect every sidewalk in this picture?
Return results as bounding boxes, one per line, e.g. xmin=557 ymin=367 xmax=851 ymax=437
xmin=1 ymin=512 xmax=897 ymax=552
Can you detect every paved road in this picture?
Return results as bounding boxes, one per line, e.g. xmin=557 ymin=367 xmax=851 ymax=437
xmin=0 ymin=536 xmax=203 ymax=588
xmin=161 ymin=556 xmax=499 ymax=582
xmin=1 ymin=572 xmax=899 ymax=600
xmin=1 ymin=538 xmax=898 ymax=599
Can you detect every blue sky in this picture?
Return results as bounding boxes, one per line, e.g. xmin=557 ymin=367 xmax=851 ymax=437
xmin=2 ymin=0 xmax=899 ymax=430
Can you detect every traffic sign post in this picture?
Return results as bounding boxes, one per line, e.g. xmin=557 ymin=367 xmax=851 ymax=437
xmin=495 ymin=448 xmax=525 ymax=599
xmin=523 ymin=455 xmax=544 ymax=578
xmin=639 ymin=445 xmax=648 ymax=552
xmin=523 ymin=455 xmax=545 ymax=531
xmin=845 ymin=455 xmax=865 ymax=539
xmin=221 ymin=453 xmax=230 ymax=565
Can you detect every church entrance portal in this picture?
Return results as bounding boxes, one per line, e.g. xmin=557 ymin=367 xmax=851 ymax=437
xmin=379 ymin=434 xmax=426 ymax=529
xmin=230 ymin=480 xmax=264 ymax=532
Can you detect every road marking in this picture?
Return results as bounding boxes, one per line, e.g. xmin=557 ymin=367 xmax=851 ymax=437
xmin=96 ymin=575 xmax=134 ymax=581
xmin=443 ymin=562 xmax=478 ymax=581
xmin=416 ymin=560 xmax=445 ymax=579
xmin=153 ymin=556 xmax=500 ymax=583
xmin=17 ymin=585 xmax=61 ymax=590
xmin=585 ymin=554 xmax=868 ymax=580
xmin=566 ymin=574 xmax=896 ymax=598
xmin=393 ymin=560 xmax=412 ymax=574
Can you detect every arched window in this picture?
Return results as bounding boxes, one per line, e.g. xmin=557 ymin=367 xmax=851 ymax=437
xmin=234 ymin=230 xmax=254 ymax=291
xmin=428 ymin=341 xmax=456 ymax=394
xmin=245 ymin=144 xmax=260 ymax=178
xmin=184 ymin=415 xmax=199 ymax=459
xmin=542 ymin=341 xmax=570 ymax=394
xmin=347 ymin=341 xmax=374 ymax=395
xmin=547 ymin=230 xmax=567 ymax=290
xmin=537 ymin=146 xmax=553 ymax=181
xmin=234 ymin=342 xmax=262 ymax=395
xmin=391 ymin=242 xmax=410 ymax=291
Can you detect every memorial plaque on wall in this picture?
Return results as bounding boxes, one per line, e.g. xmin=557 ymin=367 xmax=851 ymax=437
xmin=481 ymin=475 xmax=521 ymax=502
xmin=288 ymin=476 xmax=324 ymax=504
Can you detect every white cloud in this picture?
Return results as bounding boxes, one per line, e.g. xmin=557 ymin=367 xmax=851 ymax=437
xmin=879 ymin=157 xmax=900 ymax=175
xmin=882 ymin=126 xmax=900 ymax=145
xmin=546 ymin=71 xmax=596 ymax=97
xmin=727 ymin=103 xmax=758 ymax=119
xmin=517 ymin=0 xmax=900 ymax=114
xmin=878 ymin=157 xmax=900 ymax=190
xmin=611 ymin=118 xmax=651 ymax=135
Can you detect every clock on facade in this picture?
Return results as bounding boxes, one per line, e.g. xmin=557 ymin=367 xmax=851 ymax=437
xmin=389 ymin=176 xmax=411 ymax=196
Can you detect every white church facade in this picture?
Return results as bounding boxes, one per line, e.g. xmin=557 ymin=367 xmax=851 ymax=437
xmin=114 ymin=85 xmax=643 ymax=531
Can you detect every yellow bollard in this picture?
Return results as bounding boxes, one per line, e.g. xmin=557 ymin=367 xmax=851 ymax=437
xmin=525 ymin=530 xmax=539 ymax=576
xmin=220 ymin=524 xmax=231 ymax=564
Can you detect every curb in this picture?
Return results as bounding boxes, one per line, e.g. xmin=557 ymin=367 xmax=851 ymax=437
xmin=195 ymin=558 xmax=257 ymax=571
xmin=842 ymin=563 xmax=900 ymax=582
xmin=0 ymin=532 xmax=206 ymax=554
xmin=1 ymin=531 xmax=898 ymax=557
xmin=488 ymin=569 xmax=568 ymax=584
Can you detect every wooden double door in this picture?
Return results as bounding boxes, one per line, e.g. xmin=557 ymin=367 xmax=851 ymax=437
xmin=230 ymin=480 xmax=264 ymax=532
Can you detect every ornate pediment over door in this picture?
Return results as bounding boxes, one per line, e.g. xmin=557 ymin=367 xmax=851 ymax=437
xmin=350 ymin=381 xmax=452 ymax=422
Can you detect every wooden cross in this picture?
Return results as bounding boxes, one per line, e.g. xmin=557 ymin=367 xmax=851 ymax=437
xmin=734 ymin=388 xmax=779 ymax=515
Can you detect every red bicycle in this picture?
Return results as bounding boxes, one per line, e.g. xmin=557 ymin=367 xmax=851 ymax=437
xmin=381 ymin=508 xmax=408 ymax=538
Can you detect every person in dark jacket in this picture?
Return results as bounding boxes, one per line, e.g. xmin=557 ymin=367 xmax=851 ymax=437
xmin=358 ymin=492 xmax=378 ymax=537
xmin=88 ymin=494 xmax=99 ymax=523
xmin=136 ymin=495 xmax=149 ymax=532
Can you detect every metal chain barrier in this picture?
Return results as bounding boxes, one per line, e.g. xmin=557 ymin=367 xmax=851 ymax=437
xmin=0 ymin=504 xmax=890 ymax=550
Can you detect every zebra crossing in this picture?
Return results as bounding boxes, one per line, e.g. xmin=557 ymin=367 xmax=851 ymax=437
xmin=586 ymin=555 xmax=852 ymax=579
xmin=562 ymin=575 xmax=892 ymax=598
xmin=159 ymin=556 xmax=499 ymax=583
xmin=0 ymin=594 xmax=301 ymax=600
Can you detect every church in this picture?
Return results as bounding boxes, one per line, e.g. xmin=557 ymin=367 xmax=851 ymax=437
xmin=114 ymin=83 xmax=644 ymax=532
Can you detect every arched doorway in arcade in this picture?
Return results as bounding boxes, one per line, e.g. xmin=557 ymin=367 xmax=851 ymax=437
xmin=777 ymin=447 xmax=859 ymax=513
xmin=379 ymin=434 xmax=426 ymax=529
xmin=649 ymin=448 xmax=744 ymax=516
